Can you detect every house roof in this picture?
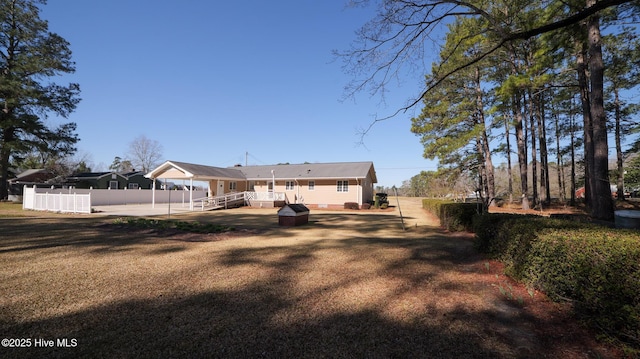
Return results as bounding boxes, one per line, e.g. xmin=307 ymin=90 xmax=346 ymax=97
xmin=122 ymin=171 xmax=152 ymax=179
xmin=146 ymin=160 xmax=245 ymax=180
xmin=15 ymin=168 xmax=46 ymax=179
xmin=9 ymin=169 xmax=55 ymax=184
xmin=145 ymin=160 xmax=377 ymax=183
xmin=67 ymin=172 xmax=127 ymax=180
xmin=239 ymin=162 xmax=377 ymax=182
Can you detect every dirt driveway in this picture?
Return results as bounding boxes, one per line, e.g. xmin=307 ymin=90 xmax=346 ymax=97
xmin=0 ymin=198 xmax=619 ymax=358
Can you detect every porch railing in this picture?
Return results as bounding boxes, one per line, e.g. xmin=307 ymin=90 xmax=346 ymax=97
xmin=245 ymin=191 xmax=285 ymax=201
xmin=192 ymin=191 xmax=286 ymax=211
xmin=192 ymin=192 xmax=247 ymax=210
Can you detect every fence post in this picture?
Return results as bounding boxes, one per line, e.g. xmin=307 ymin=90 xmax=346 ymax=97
xmin=22 ymin=185 xmax=26 ymax=210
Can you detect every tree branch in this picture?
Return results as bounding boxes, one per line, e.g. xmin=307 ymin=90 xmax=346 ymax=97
xmin=353 ymin=0 xmax=635 ymax=139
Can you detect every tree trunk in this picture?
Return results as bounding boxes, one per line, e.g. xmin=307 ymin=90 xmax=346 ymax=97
xmin=514 ymin=93 xmax=530 ymax=210
xmin=587 ymin=8 xmax=614 ymax=221
xmin=570 ymin=98 xmax=577 ymax=206
xmin=576 ymin=40 xmax=594 ymax=208
xmin=528 ymin=90 xmax=539 ymax=208
xmin=614 ymin=87 xmax=625 ymax=200
xmin=542 ymin=99 xmax=551 ymax=204
xmin=554 ymin=110 xmax=566 ymax=203
xmin=0 ymin=127 xmax=15 ymax=200
xmin=505 ymin=115 xmax=514 ymax=204
xmin=536 ymin=92 xmax=551 ymax=206
xmin=476 ymin=154 xmax=486 ymax=212
xmin=475 ymin=67 xmax=496 ymax=207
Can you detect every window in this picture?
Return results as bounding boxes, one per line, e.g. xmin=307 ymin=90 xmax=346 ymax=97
xmin=128 ymin=183 xmax=139 ymax=189
xmin=229 ymin=181 xmax=237 ymax=191
xmin=308 ymin=181 xmax=315 ymax=191
xmin=337 ymin=180 xmax=349 ymax=192
xmin=109 ymin=180 xmax=119 ymax=189
xmin=285 ymin=181 xmax=295 ymax=190
xmin=248 ymin=181 xmax=255 ymax=191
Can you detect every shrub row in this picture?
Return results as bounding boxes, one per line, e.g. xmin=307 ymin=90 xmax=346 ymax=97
xmin=472 ymin=214 xmax=640 ymax=350
xmin=422 ymin=199 xmax=479 ymax=232
xmin=344 ymin=202 xmax=386 ymax=210
xmin=420 ymin=201 xmax=640 ymax=349
xmin=344 ymin=202 xmax=360 ymax=210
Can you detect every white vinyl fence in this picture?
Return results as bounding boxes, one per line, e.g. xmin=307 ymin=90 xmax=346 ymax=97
xmin=21 ymin=185 xmax=207 ymax=213
xmin=23 ymin=186 xmax=91 ymax=213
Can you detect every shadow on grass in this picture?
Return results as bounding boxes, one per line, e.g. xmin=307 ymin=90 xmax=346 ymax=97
xmin=4 ymin=287 xmax=507 ymax=359
xmin=1 ymin=234 xmax=603 ymax=359
xmin=0 ymin=218 xmax=160 ymax=254
xmin=0 ymin=211 xmax=409 ymax=255
xmin=184 ymin=210 xmax=411 ymax=233
xmin=0 ymin=212 xmax=612 ymax=358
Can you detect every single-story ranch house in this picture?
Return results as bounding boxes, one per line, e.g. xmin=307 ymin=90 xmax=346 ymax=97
xmin=145 ymin=160 xmax=378 ymax=209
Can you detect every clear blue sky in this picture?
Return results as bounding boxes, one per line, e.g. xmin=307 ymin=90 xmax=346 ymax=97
xmin=40 ymin=1 xmax=439 ymax=187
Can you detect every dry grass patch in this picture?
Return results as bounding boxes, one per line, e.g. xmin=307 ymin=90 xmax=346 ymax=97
xmin=0 ymin=202 xmax=32 ymax=218
xmin=0 ymin=198 xmax=623 ymax=358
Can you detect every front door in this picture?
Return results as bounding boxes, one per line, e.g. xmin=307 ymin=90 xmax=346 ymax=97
xmin=217 ymin=180 xmax=224 ymax=196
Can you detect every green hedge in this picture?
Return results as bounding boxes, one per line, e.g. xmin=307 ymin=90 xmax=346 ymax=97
xmin=422 ymin=199 xmax=479 ymax=232
xmin=344 ymin=202 xmax=360 ymax=210
xmin=472 ymin=214 xmax=640 ymax=350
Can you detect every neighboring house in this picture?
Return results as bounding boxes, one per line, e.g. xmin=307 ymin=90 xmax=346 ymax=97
xmin=65 ymin=172 xmax=129 ymax=189
xmin=65 ymin=171 xmax=159 ymax=189
xmin=575 ymin=186 xmax=629 ymax=199
xmin=146 ymin=160 xmax=378 ymax=208
xmin=122 ymin=171 xmax=157 ymax=189
xmin=8 ymin=169 xmax=158 ymax=194
xmin=9 ymin=168 xmax=56 ymax=185
xmin=7 ymin=169 xmax=57 ymax=200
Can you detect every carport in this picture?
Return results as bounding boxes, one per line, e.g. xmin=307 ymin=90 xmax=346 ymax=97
xmin=145 ymin=160 xmax=246 ymax=210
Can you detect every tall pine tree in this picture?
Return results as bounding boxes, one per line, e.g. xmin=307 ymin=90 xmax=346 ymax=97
xmin=0 ymin=0 xmax=80 ymax=199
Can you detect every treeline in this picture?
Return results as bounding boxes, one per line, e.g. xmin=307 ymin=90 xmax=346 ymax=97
xmin=342 ymin=1 xmax=640 ymax=221
xmin=406 ymin=3 xmax=640 ymax=219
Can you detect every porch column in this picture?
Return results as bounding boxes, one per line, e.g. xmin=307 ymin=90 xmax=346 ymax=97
xmin=189 ymin=178 xmax=194 ymax=210
xmin=152 ymin=178 xmax=156 ymax=208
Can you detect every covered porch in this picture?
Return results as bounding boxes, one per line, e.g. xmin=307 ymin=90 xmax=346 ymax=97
xmin=145 ymin=160 xmax=286 ymax=210
xmin=145 ymin=160 xmax=247 ymax=210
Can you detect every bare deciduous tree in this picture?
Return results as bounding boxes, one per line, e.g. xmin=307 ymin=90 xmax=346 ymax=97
xmin=127 ymin=135 xmax=163 ymax=173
